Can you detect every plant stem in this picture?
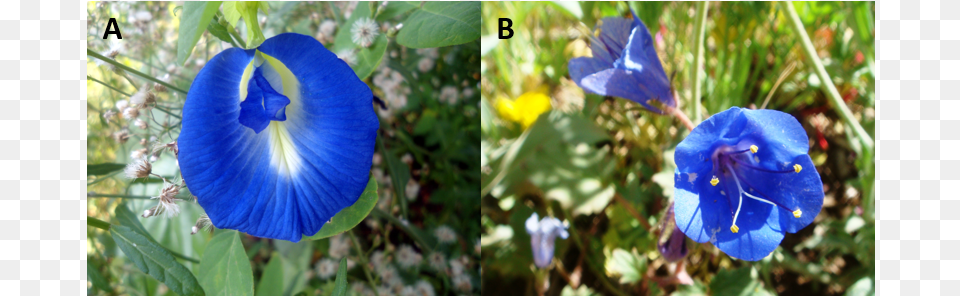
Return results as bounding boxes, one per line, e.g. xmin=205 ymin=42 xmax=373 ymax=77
xmin=348 ymin=230 xmax=379 ymax=292
xmin=88 ymin=75 xmax=133 ymax=97
xmin=370 ymin=207 xmax=433 ymax=253
xmin=154 ymin=105 xmax=182 ymax=119
xmin=780 ymin=1 xmax=873 ymax=150
xmin=691 ymin=1 xmax=709 ymax=125
xmin=87 ymin=49 xmax=189 ymax=95
xmin=613 ymin=194 xmax=651 ymax=231
xmin=377 ymin=135 xmax=409 ymax=220
xmin=667 ymin=105 xmax=695 ymax=132
xmin=88 ymin=216 xmax=111 ymax=230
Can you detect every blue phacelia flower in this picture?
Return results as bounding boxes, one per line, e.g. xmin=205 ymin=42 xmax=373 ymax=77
xmin=568 ymin=8 xmax=674 ymax=113
xmin=177 ymin=33 xmax=379 ymax=242
xmin=673 ymin=107 xmax=824 ymax=261
xmin=525 ymin=213 xmax=569 ymax=268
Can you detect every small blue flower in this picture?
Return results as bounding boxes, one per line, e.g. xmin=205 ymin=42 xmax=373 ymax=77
xmin=178 ymin=33 xmax=379 ymax=242
xmin=525 ymin=213 xmax=569 ymax=268
xmin=567 ymin=8 xmax=675 ymax=113
xmin=673 ymin=107 xmax=824 ymax=261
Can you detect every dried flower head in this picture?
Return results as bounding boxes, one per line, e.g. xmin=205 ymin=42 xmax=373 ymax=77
xmin=134 ymin=118 xmax=147 ymax=129
xmin=191 ymin=214 xmax=213 ymax=235
xmin=315 ymin=258 xmax=338 ymax=279
xmin=350 ymin=17 xmax=379 ymax=47
xmin=124 ymin=156 xmax=152 ymax=179
xmin=427 ymin=252 xmax=446 ymax=272
xmin=147 ymin=183 xmax=182 ymax=218
xmin=452 ymin=274 xmax=472 ymax=292
xmin=122 ymin=107 xmax=139 ymax=120
xmin=103 ymin=109 xmax=117 ymax=121
xmin=113 ymin=129 xmax=130 ymax=143
xmin=116 ymin=100 xmax=129 ymax=111
xmin=414 ymin=280 xmax=435 ymax=296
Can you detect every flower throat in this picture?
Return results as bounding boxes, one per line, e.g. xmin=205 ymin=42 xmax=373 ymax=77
xmin=710 ymin=145 xmax=803 ymax=234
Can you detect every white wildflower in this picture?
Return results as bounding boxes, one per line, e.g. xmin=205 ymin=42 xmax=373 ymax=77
xmin=122 ymin=107 xmax=139 ymax=120
xmin=405 ymin=179 xmax=419 ymax=201
xmin=315 ymin=258 xmax=338 ymax=279
xmin=134 ymin=118 xmax=147 ymax=129
xmin=417 ymin=58 xmax=434 ymax=73
xmin=337 ymin=49 xmax=357 ymax=66
xmin=399 ymin=286 xmax=417 ymax=296
xmin=434 ymin=225 xmax=457 ymax=244
xmin=148 ymin=183 xmax=182 ymax=218
xmin=351 ymin=17 xmax=379 ymax=47
xmin=370 ymin=250 xmax=388 ymax=270
xmin=328 ymin=234 xmax=351 ymax=258
xmin=416 ymin=48 xmax=439 ymax=59
xmin=395 ymin=244 xmax=422 ymax=269
xmin=414 ymin=280 xmax=435 ymax=296
xmin=401 ymin=153 xmax=413 ymax=166
xmin=452 ymin=274 xmax=472 ymax=292
xmin=438 ymin=86 xmax=459 ymax=105
xmin=379 ymin=265 xmax=400 ymax=286
xmin=427 ymin=252 xmax=446 ymax=272
xmin=449 ymin=258 xmax=464 ymax=276
xmin=115 ymin=99 xmax=129 ymax=111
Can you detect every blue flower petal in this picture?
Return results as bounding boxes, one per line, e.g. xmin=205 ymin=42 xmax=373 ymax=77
xmin=579 ymin=68 xmax=667 ymax=113
xmin=673 ymin=107 xmax=824 ymax=261
xmin=179 ymin=33 xmax=378 ymax=242
xmin=591 ymin=17 xmax=633 ymax=66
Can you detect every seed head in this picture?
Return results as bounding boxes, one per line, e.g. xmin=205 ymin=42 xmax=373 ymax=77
xmin=124 ymin=156 xmax=152 ymax=179
xmin=434 ymin=225 xmax=457 ymax=244
xmin=350 ymin=17 xmax=379 ymax=47
xmin=122 ymin=107 xmax=139 ymax=120
xmin=113 ymin=129 xmax=130 ymax=143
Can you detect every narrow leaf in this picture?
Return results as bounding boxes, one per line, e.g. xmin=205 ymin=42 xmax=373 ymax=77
xmin=200 ymin=230 xmax=254 ymax=296
xmin=352 ymin=34 xmax=388 ymax=80
xmin=331 ymin=257 xmax=348 ymax=296
xmin=255 ymin=253 xmax=285 ymax=296
xmin=87 ymin=163 xmax=125 ymax=176
xmin=304 ymin=176 xmax=378 ymax=240
xmin=114 ymin=202 xmax=150 ymax=237
xmin=177 ymin=1 xmax=223 ymax=65
xmin=110 ymin=225 xmax=205 ymax=296
xmin=396 ymin=2 xmax=481 ymax=48
xmin=87 ymin=260 xmax=111 ymax=292
xmin=207 ymin=18 xmax=236 ymax=46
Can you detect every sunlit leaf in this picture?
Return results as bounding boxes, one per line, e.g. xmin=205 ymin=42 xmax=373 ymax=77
xmin=177 ymin=1 xmax=223 ymax=65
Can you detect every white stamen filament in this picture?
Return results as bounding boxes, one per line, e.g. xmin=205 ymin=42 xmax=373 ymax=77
xmin=726 ymin=163 xmax=745 ymax=231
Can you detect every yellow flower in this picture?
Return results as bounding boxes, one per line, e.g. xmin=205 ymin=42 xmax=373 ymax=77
xmin=495 ymin=92 xmax=552 ymax=129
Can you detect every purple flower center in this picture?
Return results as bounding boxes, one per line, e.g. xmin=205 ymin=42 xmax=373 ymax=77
xmin=710 ymin=144 xmax=803 ymax=234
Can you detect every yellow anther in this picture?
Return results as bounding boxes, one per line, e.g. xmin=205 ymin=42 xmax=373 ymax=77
xmin=793 ymin=164 xmax=802 ymax=173
xmin=792 ymin=209 xmax=802 ymax=218
xmin=750 ymin=145 xmax=758 ymax=153
xmin=710 ymin=176 xmax=719 ymax=186
xmin=730 ymin=225 xmax=739 ymax=233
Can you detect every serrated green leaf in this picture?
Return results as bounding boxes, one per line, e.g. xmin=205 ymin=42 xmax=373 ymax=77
xmin=199 ymin=230 xmax=254 ymax=296
xmin=110 ymin=225 xmax=205 ymax=296
xmin=88 ymin=163 xmax=125 ymax=176
xmin=605 ymin=248 xmax=646 ymax=284
xmin=177 ymin=1 xmax=223 ymax=65
xmin=332 ymin=257 xmax=348 ymax=296
xmin=396 ymin=2 xmax=480 ymax=48
xmin=303 ymin=176 xmax=378 ymax=240
xmin=255 ymin=252 xmax=285 ymax=296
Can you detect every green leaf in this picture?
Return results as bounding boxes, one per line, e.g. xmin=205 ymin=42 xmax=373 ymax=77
xmin=87 ymin=260 xmax=111 ymax=292
xmin=255 ymin=253 xmax=285 ymax=296
xmin=376 ymin=1 xmax=418 ymax=21
xmin=605 ymin=248 xmax=646 ymax=284
xmin=303 ymin=176 xmax=378 ymax=240
xmin=709 ymin=267 xmax=774 ymax=296
xmin=110 ymin=225 xmax=205 ymax=296
xmin=114 ymin=202 xmax=150 ymax=238
xmin=396 ymin=2 xmax=480 ymax=48
xmin=548 ymin=1 xmax=583 ymax=19
xmin=353 ymin=34 xmax=388 ymax=80
xmin=238 ymin=1 xmax=266 ymax=48
xmin=177 ymin=1 xmax=223 ymax=65
xmin=413 ymin=109 xmax=438 ymax=135
xmin=87 ymin=163 xmax=125 ymax=176
xmin=199 ymin=230 xmax=254 ymax=296
xmin=331 ymin=258 xmax=348 ymax=296
xmin=207 ymin=18 xmax=236 ymax=46
xmin=221 ymin=2 xmax=242 ymax=27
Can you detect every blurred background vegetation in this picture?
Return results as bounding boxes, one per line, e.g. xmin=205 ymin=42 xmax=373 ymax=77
xmin=87 ymin=2 xmax=480 ymax=295
xmin=480 ymin=1 xmax=874 ymax=295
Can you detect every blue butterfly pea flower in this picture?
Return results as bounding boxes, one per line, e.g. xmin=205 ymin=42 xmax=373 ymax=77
xmin=673 ymin=107 xmax=824 ymax=261
xmin=568 ymin=8 xmax=675 ymax=113
xmin=525 ymin=213 xmax=568 ymax=268
xmin=177 ymin=33 xmax=379 ymax=242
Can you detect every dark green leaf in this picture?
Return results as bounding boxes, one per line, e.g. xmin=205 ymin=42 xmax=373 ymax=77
xmin=114 ymin=202 xmax=150 ymax=238
xmin=397 ymin=2 xmax=481 ymax=48
xmin=413 ymin=109 xmax=438 ymax=135
xmin=207 ymin=18 xmax=236 ymax=46
xmin=376 ymin=1 xmax=418 ymax=21
xmin=87 ymin=163 xmax=125 ymax=176
xmin=353 ymin=34 xmax=388 ymax=80
xmin=199 ymin=230 xmax=254 ymax=296
xmin=709 ymin=267 xmax=773 ymax=296
xmin=177 ymin=1 xmax=223 ymax=65
xmin=87 ymin=260 xmax=111 ymax=292
xmin=332 ymin=257 xmax=348 ymax=296
xmin=110 ymin=225 xmax=205 ymax=296
xmin=255 ymin=253 xmax=284 ymax=296
xmin=304 ymin=176 xmax=378 ymax=240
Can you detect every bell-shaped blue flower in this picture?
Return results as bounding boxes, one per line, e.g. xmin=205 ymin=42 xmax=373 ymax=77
xmin=567 ymin=8 xmax=675 ymax=113
xmin=525 ymin=213 xmax=568 ymax=268
xmin=673 ymin=107 xmax=823 ymax=261
xmin=177 ymin=33 xmax=379 ymax=242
